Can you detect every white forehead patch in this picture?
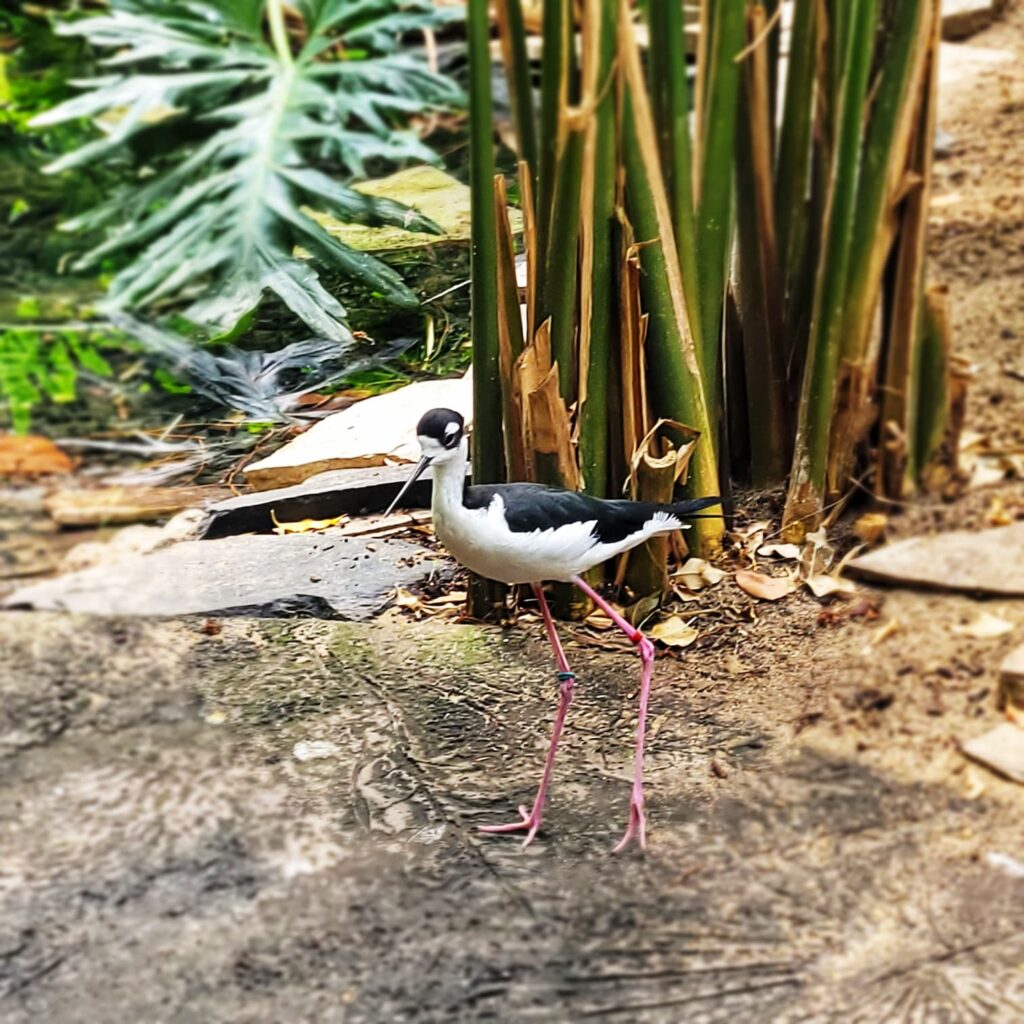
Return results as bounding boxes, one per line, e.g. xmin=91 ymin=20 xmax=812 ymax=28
xmin=444 ymin=421 xmax=460 ymax=436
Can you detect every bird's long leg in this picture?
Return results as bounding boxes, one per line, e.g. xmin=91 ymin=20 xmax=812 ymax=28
xmin=478 ymin=583 xmax=575 ymax=849
xmin=571 ymin=574 xmax=653 ymax=853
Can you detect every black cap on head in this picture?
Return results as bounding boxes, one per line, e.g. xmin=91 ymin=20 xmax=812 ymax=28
xmin=416 ymin=408 xmax=464 ymax=449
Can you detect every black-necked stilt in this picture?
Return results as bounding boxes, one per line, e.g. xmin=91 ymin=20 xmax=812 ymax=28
xmin=386 ymin=408 xmax=720 ymax=852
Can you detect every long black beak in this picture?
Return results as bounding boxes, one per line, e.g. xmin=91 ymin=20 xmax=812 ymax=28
xmin=384 ymin=455 xmax=432 ymax=516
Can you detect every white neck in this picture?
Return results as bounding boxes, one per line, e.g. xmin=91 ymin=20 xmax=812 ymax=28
xmin=431 ymin=438 xmax=469 ymax=519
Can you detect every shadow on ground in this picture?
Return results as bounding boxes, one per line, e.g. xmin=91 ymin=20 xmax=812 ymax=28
xmin=1 ymin=612 xmax=1021 ymax=1023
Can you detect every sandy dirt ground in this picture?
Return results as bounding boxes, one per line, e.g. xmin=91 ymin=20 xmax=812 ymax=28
xmin=2 ymin=8 xmax=1024 ymax=1024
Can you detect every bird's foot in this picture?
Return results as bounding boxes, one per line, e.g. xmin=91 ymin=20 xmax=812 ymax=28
xmin=479 ymin=803 xmax=543 ymax=849
xmin=612 ymin=787 xmax=647 ymax=854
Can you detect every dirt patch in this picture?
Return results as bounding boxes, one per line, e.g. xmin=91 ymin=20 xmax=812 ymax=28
xmin=1 ymin=613 xmax=1023 ymax=1022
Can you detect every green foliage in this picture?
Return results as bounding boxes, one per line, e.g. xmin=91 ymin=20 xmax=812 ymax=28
xmin=0 ymin=328 xmax=119 ymax=434
xmin=31 ymin=0 xmax=463 ymax=341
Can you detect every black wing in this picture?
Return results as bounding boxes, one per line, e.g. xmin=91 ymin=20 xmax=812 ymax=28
xmin=464 ymin=483 xmax=719 ymax=544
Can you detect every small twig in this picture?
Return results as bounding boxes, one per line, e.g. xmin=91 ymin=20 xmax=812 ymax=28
xmin=733 ymin=5 xmax=783 ymax=63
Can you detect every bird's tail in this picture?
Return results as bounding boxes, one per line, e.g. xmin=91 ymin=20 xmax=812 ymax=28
xmin=671 ymin=496 xmax=724 ymax=519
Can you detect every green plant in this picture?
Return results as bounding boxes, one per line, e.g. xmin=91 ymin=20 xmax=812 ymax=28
xmin=31 ymin=0 xmax=462 ymax=342
xmin=0 ymin=328 xmax=116 ymax=433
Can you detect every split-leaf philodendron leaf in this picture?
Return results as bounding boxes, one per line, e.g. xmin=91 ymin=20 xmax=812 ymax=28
xmin=31 ymin=0 xmax=463 ymax=341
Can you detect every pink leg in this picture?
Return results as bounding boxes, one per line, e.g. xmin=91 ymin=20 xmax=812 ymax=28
xmin=479 ymin=583 xmax=575 ymax=848
xmin=572 ymin=574 xmax=654 ymax=853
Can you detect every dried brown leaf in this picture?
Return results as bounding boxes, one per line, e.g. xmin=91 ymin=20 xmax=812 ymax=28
xmin=650 ymin=616 xmax=699 ymax=648
xmin=735 ymin=569 xmax=797 ymax=601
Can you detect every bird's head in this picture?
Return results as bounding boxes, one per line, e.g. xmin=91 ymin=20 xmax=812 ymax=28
xmin=384 ymin=408 xmax=466 ymax=515
xmin=414 ymin=407 xmax=466 ymax=465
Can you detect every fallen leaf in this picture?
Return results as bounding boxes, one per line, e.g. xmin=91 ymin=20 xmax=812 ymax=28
xmin=735 ymin=569 xmax=797 ymax=601
xmin=864 ymin=619 xmax=901 ymax=651
xmin=985 ymin=496 xmax=1013 ymax=527
xmin=674 ymin=557 xmax=727 ymax=590
xmin=757 ymin=543 xmax=801 ymax=560
xmin=394 ymin=587 xmax=425 ymax=614
xmin=0 ymin=435 xmax=73 ymax=476
xmin=650 ymin=615 xmax=699 ymax=648
xmin=625 ymin=593 xmax=661 ymax=628
xmin=271 ymin=509 xmax=348 ymax=534
xmin=805 ymin=574 xmax=858 ymax=599
xmin=426 ymin=590 xmax=467 ymax=606
xmin=966 ymin=455 xmax=1007 ymax=490
xmin=801 ymin=527 xmax=834 ymax=577
xmin=853 ymin=513 xmax=887 ymax=544
xmin=727 ymin=520 xmax=770 ymax=560
xmin=955 ymin=612 xmax=1016 ymax=639
xmin=584 ymin=608 xmax=614 ymax=630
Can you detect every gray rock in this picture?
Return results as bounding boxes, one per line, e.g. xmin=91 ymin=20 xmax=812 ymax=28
xmin=3 ymin=533 xmax=439 ymax=619
xmin=201 ymin=464 xmax=465 ymax=539
xmin=847 ymin=523 xmax=1024 ymax=596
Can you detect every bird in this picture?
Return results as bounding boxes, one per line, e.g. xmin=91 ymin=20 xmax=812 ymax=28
xmin=385 ymin=407 xmax=721 ymax=852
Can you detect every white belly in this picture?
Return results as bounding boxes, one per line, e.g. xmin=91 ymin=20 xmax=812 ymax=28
xmin=433 ymin=494 xmax=680 ymax=585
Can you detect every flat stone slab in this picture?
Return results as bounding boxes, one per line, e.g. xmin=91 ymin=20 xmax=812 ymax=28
xmin=847 ymin=523 xmax=1024 ymax=596
xmin=243 ymin=372 xmax=472 ymax=491
xmin=201 ymin=464 xmax=460 ymax=539
xmin=3 ymin=533 xmax=435 ymax=619
xmin=962 ymin=722 xmax=1024 ymax=782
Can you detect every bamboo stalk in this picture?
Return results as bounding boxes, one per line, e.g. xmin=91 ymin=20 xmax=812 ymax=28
xmin=495 ymin=0 xmax=539 ymax=190
xmin=542 ymin=126 xmax=584 ymax=403
xmin=734 ymin=4 xmax=789 ymax=486
xmin=578 ymin=0 xmax=617 ymax=498
xmin=783 ymin=0 xmax=879 ymax=540
xmin=619 ymin=79 xmax=723 ymax=553
xmin=493 ymin=175 xmax=528 ymax=481
xmin=879 ymin=0 xmax=940 ymax=499
xmin=467 ymin=0 xmax=506 ymax=617
xmin=537 ymin=0 xmax=570 ymax=266
xmin=914 ymin=284 xmax=951 ymax=484
xmin=826 ymin=0 xmax=934 ymax=498
xmin=694 ymin=0 xmax=744 ymax=423
xmin=774 ymin=0 xmax=817 ymax=345
xmin=647 ymin=0 xmax=701 ymax=348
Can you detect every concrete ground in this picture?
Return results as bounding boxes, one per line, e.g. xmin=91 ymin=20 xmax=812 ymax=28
xmin=2 ymin=610 xmax=1022 ymax=1023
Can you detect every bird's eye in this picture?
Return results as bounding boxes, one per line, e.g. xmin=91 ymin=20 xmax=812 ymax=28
xmin=443 ymin=422 xmax=460 ymax=447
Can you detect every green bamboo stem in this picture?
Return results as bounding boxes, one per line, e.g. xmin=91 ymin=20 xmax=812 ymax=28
xmin=537 ymin=0 xmax=570 ymax=265
xmin=579 ymin=0 xmax=618 ymax=499
xmin=495 ymin=0 xmax=539 ymax=191
xmin=913 ymin=285 xmax=951 ymax=476
xmin=622 ymin=90 xmax=722 ymax=554
xmin=542 ymin=127 xmax=584 ymax=403
xmin=783 ymin=0 xmax=879 ymax=539
xmin=840 ymin=0 xmax=929 ymax=366
xmin=647 ymin=0 xmax=701 ymax=350
xmin=467 ymin=0 xmax=506 ymax=616
xmin=774 ymin=0 xmax=816 ymax=333
xmin=695 ymin=0 xmax=745 ymax=424
xmin=880 ymin=2 xmax=940 ymax=498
